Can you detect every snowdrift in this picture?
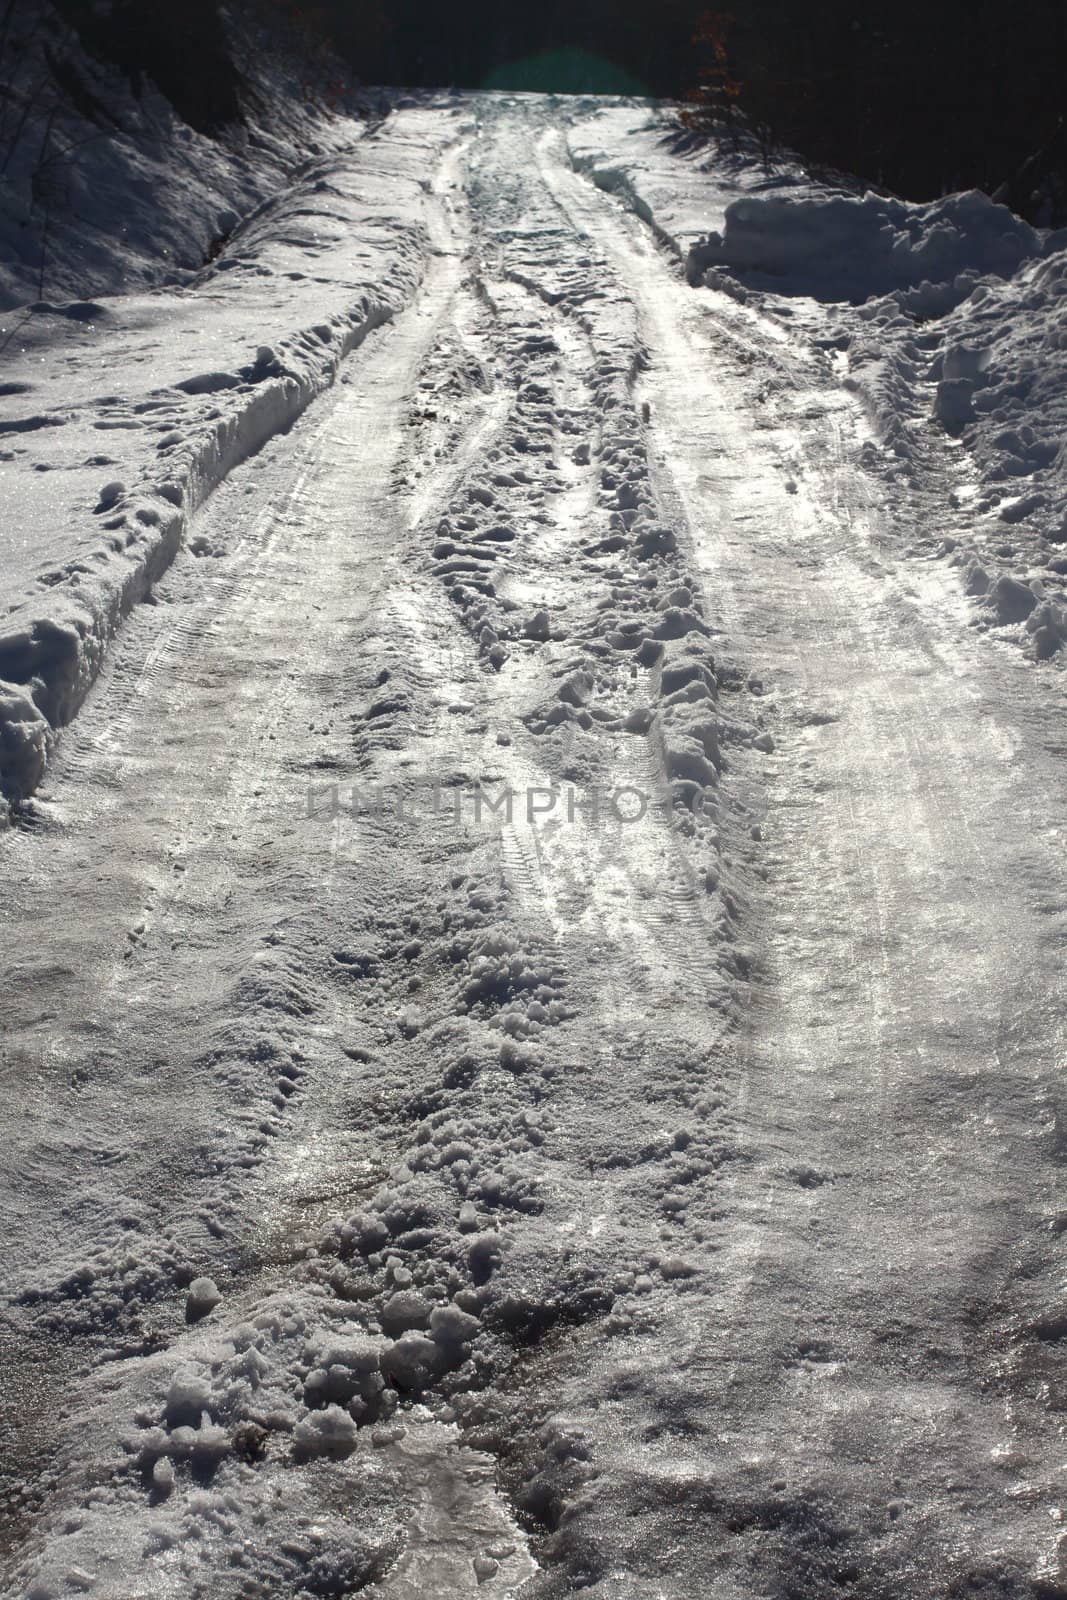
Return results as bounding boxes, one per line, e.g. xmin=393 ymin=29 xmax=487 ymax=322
xmin=687 ymin=189 xmax=1040 ymax=304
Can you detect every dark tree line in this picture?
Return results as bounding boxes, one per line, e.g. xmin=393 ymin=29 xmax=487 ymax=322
xmin=682 ymin=1 xmax=1067 ymax=224
xmin=49 ymin=0 xmax=245 ymax=131
xmin=23 ymin=0 xmax=1067 ymax=224
xmin=320 ymin=0 xmax=698 ymax=95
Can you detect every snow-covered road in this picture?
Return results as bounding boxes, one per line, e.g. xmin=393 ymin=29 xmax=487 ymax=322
xmin=3 ymin=96 xmax=1067 ymax=1599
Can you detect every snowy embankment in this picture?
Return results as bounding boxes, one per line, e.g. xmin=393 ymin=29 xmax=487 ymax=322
xmin=0 ymin=1 xmax=385 ymax=313
xmin=566 ymin=102 xmax=1067 ymax=665
xmin=0 ymin=104 xmax=463 ymax=815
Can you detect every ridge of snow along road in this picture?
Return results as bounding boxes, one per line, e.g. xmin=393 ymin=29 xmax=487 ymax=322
xmin=0 ymin=104 xmax=467 ymax=821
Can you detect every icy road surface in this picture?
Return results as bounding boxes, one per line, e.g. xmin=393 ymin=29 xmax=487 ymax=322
xmin=3 ymin=97 xmax=1067 ymax=1600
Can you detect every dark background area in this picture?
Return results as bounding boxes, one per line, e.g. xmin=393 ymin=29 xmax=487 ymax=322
xmin=45 ymin=0 xmax=1067 ymax=224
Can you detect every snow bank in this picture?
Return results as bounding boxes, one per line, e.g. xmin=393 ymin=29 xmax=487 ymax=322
xmin=0 ymin=0 xmax=378 ymax=311
xmin=934 ymin=248 xmax=1067 ymax=525
xmin=687 ymin=189 xmax=1040 ymax=304
xmin=836 ymin=238 xmax=1067 ymax=658
xmin=919 ymin=246 xmax=1067 ymax=656
xmin=566 ymin=102 xmax=1040 ymax=309
xmin=0 ymin=107 xmax=461 ymax=810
